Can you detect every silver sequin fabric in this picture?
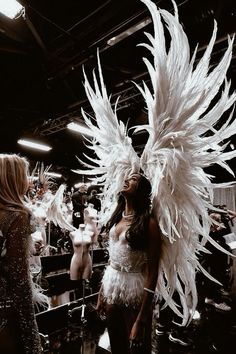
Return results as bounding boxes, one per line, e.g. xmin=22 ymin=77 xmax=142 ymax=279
xmin=0 ymin=210 xmax=42 ymax=354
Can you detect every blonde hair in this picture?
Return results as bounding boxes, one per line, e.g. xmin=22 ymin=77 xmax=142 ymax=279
xmin=0 ymin=154 xmax=29 ymax=212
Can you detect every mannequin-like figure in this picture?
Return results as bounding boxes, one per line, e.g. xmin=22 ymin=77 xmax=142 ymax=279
xmin=69 ymin=204 xmax=99 ymax=280
xmin=69 ymin=224 xmax=94 ymax=280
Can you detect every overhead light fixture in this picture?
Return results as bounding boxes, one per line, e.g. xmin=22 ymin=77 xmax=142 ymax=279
xmin=17 ymin=139 xmax=52 ymax=152
xmin=0 ymin=0 xmax=23 ymax=19
xmin=44 ymin=172 xmax=62 ymax=178
xmin=67 ymin=122 xmax=93 ymax=137
xmin=74 ymin=182 xmax=91 ymax=189
xmin=107 ymin=18 xmax=151 ymax=46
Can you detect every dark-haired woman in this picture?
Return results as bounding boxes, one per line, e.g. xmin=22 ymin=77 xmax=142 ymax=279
xmin=97 ymin=173 xmax=161 ymax=354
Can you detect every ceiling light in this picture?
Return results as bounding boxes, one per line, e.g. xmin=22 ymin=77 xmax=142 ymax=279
xmin=17 ymin=139 xmax=52 ymax=152
xmin=74 ymin=182 xmax=91 ymax=189
xmin=0 ymin=0 xmax=23 ymax=19
xmin=67 ymin=122 xmax=93 ymax=137
xmin=107 ymin=18 xmax=151 ymax=46
xmin=44 ymin=172 xmax=62 ymax=178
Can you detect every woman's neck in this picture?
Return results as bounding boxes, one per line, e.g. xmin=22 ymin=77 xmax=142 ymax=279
xmin=124 ymin=199 xmax=135 ymax=216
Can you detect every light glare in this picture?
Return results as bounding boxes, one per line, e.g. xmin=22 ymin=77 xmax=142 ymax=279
xmin=67 ymin=122 xmax=93 ymax=137
xmin=0 ymin=0 xmax=23 ymax=19
xmin=74 ymin=182 xmax=91 ymax=189
xmin=17 ymin=139 xmax=52 ymax=152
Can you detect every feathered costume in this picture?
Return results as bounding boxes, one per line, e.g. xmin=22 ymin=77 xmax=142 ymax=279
xmin=26 ymin=166 xmax=76 ymax=308
xmin=75 ymin=0 xmax=236 ymax=324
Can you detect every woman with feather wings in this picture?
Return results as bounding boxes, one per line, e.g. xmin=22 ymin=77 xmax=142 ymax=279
xmin=75 ymin=0 xmax=236 ymax=352
xmin=96 ymin=173 xmax=161 ymax=353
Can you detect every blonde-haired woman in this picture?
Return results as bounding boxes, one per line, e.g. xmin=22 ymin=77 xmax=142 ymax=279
xmin=0 ymin=154 xmax=42 ymax=354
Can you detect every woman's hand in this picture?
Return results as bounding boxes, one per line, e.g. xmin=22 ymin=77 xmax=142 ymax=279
xmin=129 ymin=320 xmax=146 ymax=351
xmin=96 ymin=289 xmax=106 ymax=319
xmin=130 ymin=319 xmax=145 ymax=341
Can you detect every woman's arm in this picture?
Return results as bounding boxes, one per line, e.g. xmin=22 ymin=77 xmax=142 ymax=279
xmin=130 ymin=217 xmax=161 ymax=339
xmin=227 ymin=209 xmax=236 ymax=220
xmin=5 ymin=212 xmax=42 ymax=354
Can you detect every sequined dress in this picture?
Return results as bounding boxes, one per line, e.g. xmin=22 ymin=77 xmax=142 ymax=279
xmin=102 ymin=226 xmax=147 ymax=308
xmin=0 ymin=210 xmax=42 ymax=354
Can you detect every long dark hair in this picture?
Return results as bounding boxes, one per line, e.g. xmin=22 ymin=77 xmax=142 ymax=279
xmin=106 ymin=174 xmax=152 ymax=250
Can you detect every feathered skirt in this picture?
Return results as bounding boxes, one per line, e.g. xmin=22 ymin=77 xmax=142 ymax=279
xmin=102 ymin=265 xmax=145 ymax=308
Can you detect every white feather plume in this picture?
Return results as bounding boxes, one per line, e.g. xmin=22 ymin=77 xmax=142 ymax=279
xmin=47 ymin=185 xmax=76 ymax=232
xmin=138 ymin=0 xmax=236 ymax=324
xmin=74 ymin=51 xmax=140 ymax=222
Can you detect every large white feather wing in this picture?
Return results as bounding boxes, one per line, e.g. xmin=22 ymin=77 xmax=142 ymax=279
xmin=75 ymin=53 xmax=140 ymax=220
xmin=138 ymin=0 xmax=236 ymax=324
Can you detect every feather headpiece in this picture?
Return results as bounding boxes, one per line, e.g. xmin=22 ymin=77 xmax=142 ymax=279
xmin=75 ymin=0 xmax=236 ymax=324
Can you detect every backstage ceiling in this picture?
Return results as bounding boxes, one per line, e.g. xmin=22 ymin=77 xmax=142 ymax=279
xmin=0 ymin=0 xmax=235 ymax=184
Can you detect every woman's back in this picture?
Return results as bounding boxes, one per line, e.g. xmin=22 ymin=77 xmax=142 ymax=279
xmin=0 ymin=209 xmax=42 ymax=354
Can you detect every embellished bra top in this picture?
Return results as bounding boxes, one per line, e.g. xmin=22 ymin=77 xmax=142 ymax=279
xmin=108 ymin=226 xmax=147 ymax=273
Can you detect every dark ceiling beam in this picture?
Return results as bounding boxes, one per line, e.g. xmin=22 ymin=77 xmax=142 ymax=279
xmin=0 ymin=20 xmax=26 ymax=44
xmin=0 ymin=44 xmax=28 ymax=55
xmin=44 ymin=0 xmax=225 ymax=83
xmin=32 ymin=83 xmax=147 ymax=136
xmin=34 ymin=114 xmax=86 ymax=136
xmin=66 ymin=34 xmax=235 ymax=110
xmin=50 ymin=1 xmax=141 ymax=59
xmin=49 ymin=0 xmax=112 ymax=46
xmin=46 ymin=8 xmax=148 ymax=78
xmin=23 ymin=12 xmax=47 ymax=54
xmin=25 ymin=3 xmax=78 ymax=43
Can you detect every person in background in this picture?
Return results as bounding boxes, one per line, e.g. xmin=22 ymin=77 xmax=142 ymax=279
xmin=87 ymin=189 xmax=101 ymax=212
xmin=96 ymin=173 xmax=161 ymax=354
xmin=0 ymin=154 xmax=42 ymax=354
xmin=72 ymin=184 xmax=87 ymax=228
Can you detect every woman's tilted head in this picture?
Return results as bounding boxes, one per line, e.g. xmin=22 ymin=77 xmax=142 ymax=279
xmin=0 ymin=154 xmax=29 ymax=211
xmin=121 ymin=173 xmax=152 ymax=214
xmin=107 ymin=173 xmax=152 ymax=250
